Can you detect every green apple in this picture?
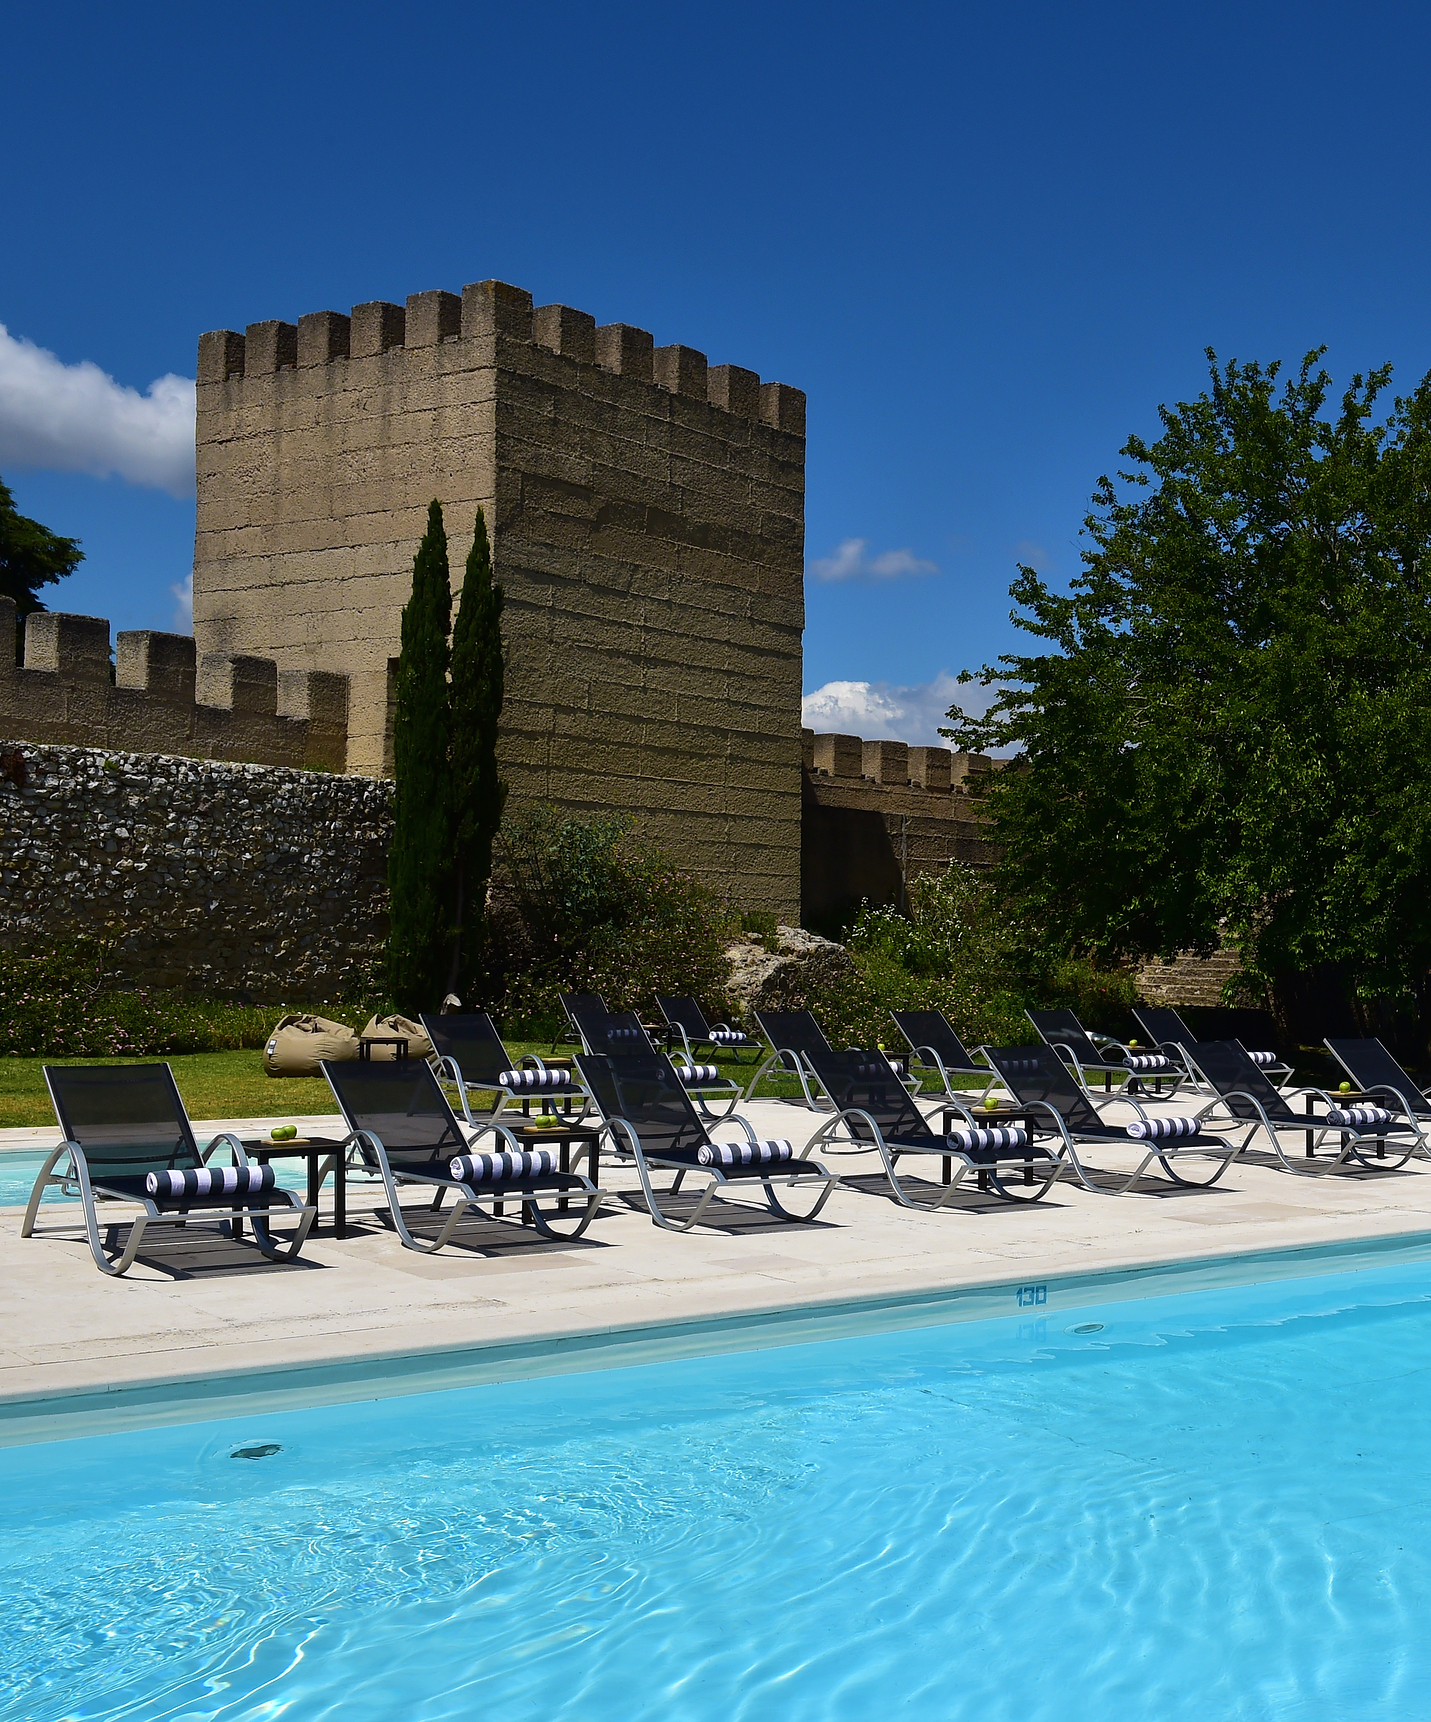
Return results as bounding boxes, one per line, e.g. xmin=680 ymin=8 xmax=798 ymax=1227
xmin=1127 ymin=1039 xmax=1139 ymax=1048
xmin=1339 ymin=1081 xmax=1352 ymax=1093
xmin=270 ymin=1124 xmax=298 ymax=1141
xmin=532 ymin=1113 xmax=561 ymax=1129
xmin=983 ymin=1096 xmax=1000 ymax=1112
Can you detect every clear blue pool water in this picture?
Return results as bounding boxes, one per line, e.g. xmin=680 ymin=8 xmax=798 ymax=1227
xmin=5 ymin=1256 xmax=1431 ymax=1721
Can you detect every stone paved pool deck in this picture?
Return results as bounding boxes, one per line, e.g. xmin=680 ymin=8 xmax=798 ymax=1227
xmin=4 ymin=1092 xmax=1431 ymax=1443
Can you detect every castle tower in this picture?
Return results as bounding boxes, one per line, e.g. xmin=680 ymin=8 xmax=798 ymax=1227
xmin=193 ymin=281 xmax=805 ymax=916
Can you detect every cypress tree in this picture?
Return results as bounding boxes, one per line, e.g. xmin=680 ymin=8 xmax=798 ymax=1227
xmin=447 ymin=506 xmax=507 ymax=992
xmin=387 ymin=500 xmax=454 ymax=1011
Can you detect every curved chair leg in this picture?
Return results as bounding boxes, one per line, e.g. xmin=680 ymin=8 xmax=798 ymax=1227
xmin=248 ymin=1200 xmax=317 ymax=1260
xmin=762 ymin=1171 xmax=839 ymax=1221
xmin=526 ymin=1189 xmax=604 ymax=1240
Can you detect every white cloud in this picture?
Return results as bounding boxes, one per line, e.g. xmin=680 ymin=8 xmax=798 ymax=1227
xmin=1013 ymin=539 xmax=1051 ymax=571
xmin=808 ymin=537 xmax=938 ymax=581
xmin=0 ymin=325 xmax=195 ymax=497
xmin=802 ymin=671 xmax=1003 ymax=748
xmin=170 ymin=572 xmax=193 ymax=630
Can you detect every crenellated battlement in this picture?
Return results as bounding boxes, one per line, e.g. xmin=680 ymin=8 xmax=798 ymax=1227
xmin=198 ymin=280 xmax=805 ymax=432
xmin=0 ymin=599 xmax=348 ymax=772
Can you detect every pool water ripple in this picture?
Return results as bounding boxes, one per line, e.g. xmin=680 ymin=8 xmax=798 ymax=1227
xmin=6 ymin=1260 xmax=1431 ymax=1719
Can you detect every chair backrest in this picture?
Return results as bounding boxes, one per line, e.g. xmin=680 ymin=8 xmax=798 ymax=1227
xmin=560 ymin=992 xmax=607 ymax=1030
xmin=579 ymin=1010 xmax=655 ymax=1054
xmin=1184 ymin=1041 xmax=1296 ymax=1121
xmin=419 ymin=1012 xmax=512 ymax=1085
xmin=1324 ymin=1038 xmax=1430 ymax=1114
xmin=804 ymin=1047 xmax=937 ymax=1146
xmin=321 ymin=1059 xmax=468 ymax=1169
xmin=44 ymin=1063 xmax=203 ymax=1184
xmin=1132 ymin=1006 xmax=1194 ymax=1051
xmin=980 ymin=1044 xmax=1104 ymax=1132
xmin=753 ymin=1010 xmax=833 ymax=1057
xmin=1025 ymin=1009 xmax=1105 ymax=1067
xmin=655 ymin=995 xmax=710 ymax=1038
xmin=577 ymin=1052 xmax=711 ymax=1157
xmin=891 ymin=1009 xmax=975 ymax=1070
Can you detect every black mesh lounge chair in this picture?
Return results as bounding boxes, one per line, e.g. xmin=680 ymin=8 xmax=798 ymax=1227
xmin=1026 ymin=1009 xmax=1181 ymax=1100
xmin=1182 ymin=1041 xmax=1422 ymax=1174
xmin=420 ymin=1011 xmax=590 ymax=1126
xmin=566 ymin=1004 xmax=740 ymax=1117
xmin=979 ymin=1043 xmax=1240 ymax=1194
xmin=890 ymin=1010 xmax=1000 ymax=1103
xmin=578 ymin=1050 xmax=838 ymax=1231
xmin=801 ymin=1047 xmax=1061 ymax=1205
xmin=744 ymin=1009 xmax=838 ymax=1107
xmin=322 ymin=1058 xmax=605 ymax=1251
xmin=1325 ymin=1038 xmax=1431 ymax=1140
xmin=1134 ymin=1007 xmax=1292 ymax=1085
xmin=655 ymin=996 xmax=757 ymax=1064
xmin=22 ymin=1063 xmax=316 ymax=1276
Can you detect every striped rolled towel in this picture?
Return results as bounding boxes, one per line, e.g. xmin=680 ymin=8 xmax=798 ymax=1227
xmin=1325 ymin=1104 xmax=1392 ymax=1129
xmin=853 ymin=1062 xmax=894 ymax=1081
xmin=696 ymin=1138 xmax=793 ymax=1168
xmin=945 ymin=1125 xmax=1029 ymax=1153
xmin=146 ymin=1165 xmax=277 ymax=1200
xmin=450 ymin=1150 xmax=559 ymax=1183
xmin=1249 ymin=1051 xmax=1279 ymax=1067
xmin=709 ymin=1027 xmax=752 ymax=1044
xmin=499 ymin=1067 xmax=572 ymax=1090
xmin=1124 ymin=1053 xmax=1173 ymax=1071
xmin=1126 ymin=1116 xmax=1201 ymax=1140
xmin=676 ymin=1064 xmax=721 ymax=1084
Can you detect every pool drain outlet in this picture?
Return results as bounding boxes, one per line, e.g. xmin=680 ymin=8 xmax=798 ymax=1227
xmin=230 ymin=1442 xmax=282 ymax=1460
xmin=1066 ymin=1322 xmax=1105 ymax=1335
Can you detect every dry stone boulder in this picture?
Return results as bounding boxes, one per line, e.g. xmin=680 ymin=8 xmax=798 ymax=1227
xmin=724 ymin=924 xmax=855 ymax=1023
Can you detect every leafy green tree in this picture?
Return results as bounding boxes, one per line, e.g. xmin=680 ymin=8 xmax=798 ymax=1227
xmin=387 ymin=501 xmax=454 ymax=1011
xmin=447 ymin=507 xmax=507 ymax=993
xmin=1 ymin=475 xmax=83 ymax=658
xmin=945 ymin=350 xmax=1431 ymax=1046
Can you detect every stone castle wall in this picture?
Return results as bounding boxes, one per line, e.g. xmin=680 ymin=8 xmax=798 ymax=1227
xmin=0 ymin=744 xmax=390 ymax=999
xmin=0 ymin=598 xmax=349 ymax=772
xmin=193 ymin=279 xmax=806 ymax=917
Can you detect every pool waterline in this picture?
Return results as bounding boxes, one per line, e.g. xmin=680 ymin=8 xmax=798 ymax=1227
xmin=5 ymin=1226 xmax=1431 ymax=1450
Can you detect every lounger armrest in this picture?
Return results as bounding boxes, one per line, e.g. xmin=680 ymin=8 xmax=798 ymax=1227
xmin=200 ymin=1130 xmax=251 ymax=1167
xmin=711 ymin=1110 xmax=760 ymax=1146
xmin=805 ymin=1105 xmax=892 ymax=1156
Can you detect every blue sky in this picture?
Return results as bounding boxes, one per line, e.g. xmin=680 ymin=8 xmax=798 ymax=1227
xmin=5 ymin=0 xmax=1431 ymax=743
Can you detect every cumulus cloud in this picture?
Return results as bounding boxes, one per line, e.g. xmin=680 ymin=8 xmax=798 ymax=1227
xmin=171 ymin=572 xmax=194 ymax=630
xmin=802 ymin=671 xmax=1003 ymax=748
xmin=0 ymin=325 xmax=195 ymax=497
xmin=808 ymin=537 xmax=939 ymax=581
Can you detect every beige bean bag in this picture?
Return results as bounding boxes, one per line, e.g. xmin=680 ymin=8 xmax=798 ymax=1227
xmin=359 ymin=1012 xmax=435 ymax=1062
xmin=262 ymin=1014 xmax=360 ymax=1077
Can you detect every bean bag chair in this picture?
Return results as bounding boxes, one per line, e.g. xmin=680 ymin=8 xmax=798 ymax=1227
xmin=359 ymin=1012 xmax=435 ymax=1062
xmin=263 ymin=1013 xmax=360 ymax=1077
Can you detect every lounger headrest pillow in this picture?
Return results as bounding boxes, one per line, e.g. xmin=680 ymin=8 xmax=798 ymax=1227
xmin=945 ymin=1125 xmax=1028 ymax=1152
xmin=1125 ymin=1116 xmax=1200 ymax=1140
xmin=606 ymin=1026 xmax=646 ymax=1043
xmin=146 ymin=1165 xmax=277 ymax=1199
xmin=1248 ymin=1050 xmax=1278 ymax=1066
xmin=1123 ymin=1053 xmax=1173 ymax=1071
xmin=709 ymin=1027 xmax=751 ymax=1043
xmin=676 ymin=1064 xmax=721 ymax=1084
xmin=1325 ymin=1104 xmax=1392 ymax=1129
xmin=499 ymin=1068 xmax=573 ymax=1090
xmin=696 ymin=1139 xmax=793 ymax=1167
xmin=450 ymin=1150 xmax=558 ymax=1183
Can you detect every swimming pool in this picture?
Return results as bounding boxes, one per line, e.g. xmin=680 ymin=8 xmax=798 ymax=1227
xmin=5 ymin=1256 xmax=1430 ymax=1720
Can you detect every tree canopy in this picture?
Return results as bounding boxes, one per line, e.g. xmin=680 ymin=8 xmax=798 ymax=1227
xmin=944 ymin=350 xmax=1431 ymax=1043
xmin=0 ymin=474 xmax=83 ymax=624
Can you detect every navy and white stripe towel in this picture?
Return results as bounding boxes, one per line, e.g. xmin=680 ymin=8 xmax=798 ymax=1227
xmin=696 ymin=1138 xmax=793 ymax=1168
xmin=709 ymin=1027 xmax=751 ymax=1044
xmin=677 ymin=1064 xmax=721 ymax=1084
xmin=1325 ymin=1105 xmax=1392 ymax=1129
xmin=1249 ymin=1050 xmax=1279 ymax=1067
xmin=499 ymin=1067 xmax=572 ymax=1090
xmin=450 ymin=1150 xmax=559 ymax=1183
xmin=945 ymin=1125 xmax=1029 ymax=1152
xmin=1126 ymin=1116 xmax=1200 ymax=1140
xmin=1124 ymin=1053 xmax=1173 ymax=1071
xmin=145 ymin=1165 xmax=277 ymax=1199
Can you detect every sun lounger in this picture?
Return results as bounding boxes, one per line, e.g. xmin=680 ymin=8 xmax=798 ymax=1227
xmin=1182 ymin=1040 xmax=1422 ymax=1173
xmin=22 ymin=1063 xmax=316 ymax=1276
xmin=890 ymin=1009 xmax=1000 ymax=1102
xmin=655 ymin=995 xmax=758 ymax=1064
xmin=979 ymin=1043 xmax=1239 ymax=1194
xmin=566 ymin=1003 xmax=740 ymax=1117
xmin=1133 ymin=1007 xmax=1292 ymax=1085
xmin=578 ymin=1049 xmax=838 ymax=1231
xmin=420 ymin=1010 xmax=590 ymax=1126
xmin=801 ymin=1047 xmax=1061 ymax=1205
xmin=1325 ymin=1038 xmax=1431 ymax=1143
xmin=322 ymin=1059 xmax=605 ymax=1251
xmin=1026 ymin=1009 xmax=1181 ymax=1100
xmin=743 ymin=1009 xmax=839 ymax=1107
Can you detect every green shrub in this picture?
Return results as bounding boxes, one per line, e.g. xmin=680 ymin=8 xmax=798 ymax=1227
xmin=489 ymin=808 xmax=734 ymax=1036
